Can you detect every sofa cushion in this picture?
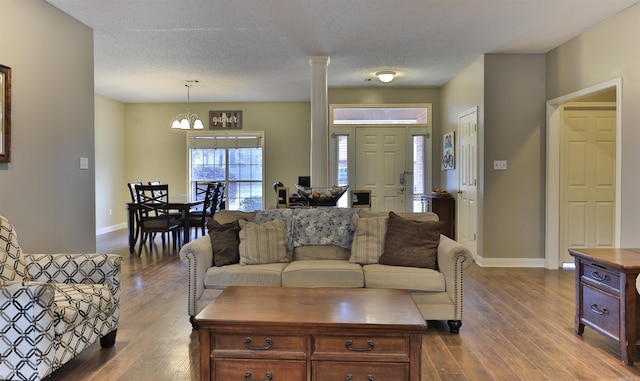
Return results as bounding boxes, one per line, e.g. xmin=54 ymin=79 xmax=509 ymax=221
xmin=282 ymin=260 xmax=364 ymax=288
xmin=292 ymin=208 xmax=358 ymax=249
xmin=294 ymin=245 xmax=351 ymax=261
xmin=349 ymin=215 xmax=387 ymax=265
xmin=363 ymin=264 xmax=445 ymax=292
xmin=238 ymin=219 xmax=288 ymax=265
xmin=207 ymin=218 xmax=240 ymax=267
xmin=52 ymin=283 xmax=113 ymax=335
xmin=379 ymin=212 xmax=441 ymax=269
xmin=204 ymin=263 xmax=287 ymax=287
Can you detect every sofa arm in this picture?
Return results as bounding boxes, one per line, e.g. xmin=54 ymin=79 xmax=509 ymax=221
xmin=179 ymin=235 xmax=213 ymax=317
xmin=0 ymin=280 xmax=56 ymax=381
xmin=437 ymin=235 xmax=474 ymax=321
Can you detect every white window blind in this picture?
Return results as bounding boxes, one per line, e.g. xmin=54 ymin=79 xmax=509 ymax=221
xmin=187 ymin=132 xmax=263 ymax=149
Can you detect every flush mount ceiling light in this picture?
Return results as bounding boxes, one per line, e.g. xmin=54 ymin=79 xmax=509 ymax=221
xmin=171 ymin=84 xmax=204 ymax=130
xmin=375 ymin=70 xmax=396 ymax=83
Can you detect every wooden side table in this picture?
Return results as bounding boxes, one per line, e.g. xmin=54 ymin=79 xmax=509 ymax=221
xmin=425 ymin=193 xmax=455 ymax=239
xmin=569 ymin=248 xmax=640 ymax=365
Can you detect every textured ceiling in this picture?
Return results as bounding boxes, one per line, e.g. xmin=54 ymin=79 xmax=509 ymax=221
xmin=45 ymin=0 xmax=640 ymax=103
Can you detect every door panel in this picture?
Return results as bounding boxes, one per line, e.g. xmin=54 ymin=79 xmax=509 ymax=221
xmin=355 ymin=128 xmax=406 ymax=212
xmin=561 ymin=106 xmax=616 ymax=263
xmin=456 ymin=108 xmax=478 ymax=255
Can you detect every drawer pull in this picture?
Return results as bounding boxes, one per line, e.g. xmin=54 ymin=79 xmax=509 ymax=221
xmin=244 ymin=337 xmax=273 ymax=350
xmin=590 ymin=271 xmax=610 ymax=282
xmin=590 ymin=304 xmax=609 ymax=315
xmin=344 ymin=374 xmax=374 ymax=380
xmin=345 ymin=339 xmax=374 ymax=352
xmin=244 ymin=371 xmax=272 ymax=381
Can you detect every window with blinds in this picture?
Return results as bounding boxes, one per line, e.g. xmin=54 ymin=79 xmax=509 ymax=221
xmin=187 ymin=132 xmax=264 ymax=211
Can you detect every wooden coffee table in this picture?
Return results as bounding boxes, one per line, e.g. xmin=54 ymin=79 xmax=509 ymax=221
xmin=195 ymin=286 xmax=427 ymax=381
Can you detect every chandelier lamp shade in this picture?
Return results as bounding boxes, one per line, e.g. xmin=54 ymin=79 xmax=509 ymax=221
xmin=375 ymin=70 xmax=396 ymax=83
xmin=171 ymin=84 xmax=204 ymax=130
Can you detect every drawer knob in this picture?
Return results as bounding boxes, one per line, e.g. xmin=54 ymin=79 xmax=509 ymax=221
xmin=245 ymin=371 xmax=272 ymax=381
xmin=590 ymin=271 xmax=610 ymax=281
xmin=244 ymin=337 xmax=273 ymax=350
xmin=590 ymin=303 xmax=609 ymax=315
xmin=345 ymin=339 xmax=374 ymax=352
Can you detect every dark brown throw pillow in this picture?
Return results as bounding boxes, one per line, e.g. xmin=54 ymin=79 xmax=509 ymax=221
xmin=207 ymin=217 xmax=241 ymax=267
xmin=378 ymin=211 xmax=441 ymax=270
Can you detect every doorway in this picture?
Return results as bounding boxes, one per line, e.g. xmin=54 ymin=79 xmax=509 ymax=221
xmin=545 ymin=79 xmax=622 ymax=269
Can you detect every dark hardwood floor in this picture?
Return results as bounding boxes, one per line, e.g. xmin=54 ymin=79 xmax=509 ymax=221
xmin=46 ymin=229 xmax=640 ymax=380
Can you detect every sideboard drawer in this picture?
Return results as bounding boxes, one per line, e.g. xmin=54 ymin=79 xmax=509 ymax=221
xmin=313 ymin=361 xmax=408 ymax=381
xmin=582 ymin=263 xmax=620 ymax=292
xmin=581 ymin=284 xmax=620 ymax=339
xmin=213 ymin=333 xmax=306 ymax=353
xmin=214 ymin=359 xmax=306 ymax=381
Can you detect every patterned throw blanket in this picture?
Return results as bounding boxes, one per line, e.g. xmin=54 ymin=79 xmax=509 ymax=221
xmin=253 ymin=208 xmax=360 ymax=250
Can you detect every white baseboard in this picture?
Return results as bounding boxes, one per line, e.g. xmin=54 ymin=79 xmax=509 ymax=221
xmin=96 ymin=223 xmax=127 ymax=236
xmin=473 ymin=254 xmax=546 ymax=268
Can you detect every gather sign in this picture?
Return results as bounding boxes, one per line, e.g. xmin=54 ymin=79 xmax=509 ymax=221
xmin=209 ymin=110 xmax=242 ymax=129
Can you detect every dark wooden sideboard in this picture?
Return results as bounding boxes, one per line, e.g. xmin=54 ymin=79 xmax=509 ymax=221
xmin=425 ymin=193 xmax=455 ymax=239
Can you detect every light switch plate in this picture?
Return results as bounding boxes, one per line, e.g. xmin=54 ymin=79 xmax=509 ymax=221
xmin=80 ymin=157 xmax=89 ymax=170
xmin=493 ymin=160 xmax=507 ymax=170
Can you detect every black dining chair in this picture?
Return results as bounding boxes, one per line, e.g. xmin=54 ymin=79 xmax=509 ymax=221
xmin=127 ymin=182 xmax=143 ymax=245
xmin=213 ymin=182 xmax=226 ymax=213
xmin=184 ymin=181 xmax=216 ymax=237
xmin=135 ymin=184 xmax=183 ymax=255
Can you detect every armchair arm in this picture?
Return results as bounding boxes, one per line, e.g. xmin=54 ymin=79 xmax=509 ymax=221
xmin=0 ymin=281 xmax=56 ymax=381
xmin=437 ymin=235 xmax=474 ymax=320
xmin=179 ymin=235 xmax=213 ymax=317
xmin=25 ymin=253 xmax=122 ymax=321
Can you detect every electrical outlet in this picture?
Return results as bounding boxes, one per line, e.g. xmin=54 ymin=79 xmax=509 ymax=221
xmin=109 ymin=209 xmax=112 ymax=216
xmin=493 ymin=160 xmax=507 ymax=170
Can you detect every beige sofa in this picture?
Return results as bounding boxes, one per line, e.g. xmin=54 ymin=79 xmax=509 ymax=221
xmin=179 ymin=208 xmax=473 ymax=333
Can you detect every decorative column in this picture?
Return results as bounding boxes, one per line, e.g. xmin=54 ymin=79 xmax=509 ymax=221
xmin=309 ymin=56 xmax=329 ymax=187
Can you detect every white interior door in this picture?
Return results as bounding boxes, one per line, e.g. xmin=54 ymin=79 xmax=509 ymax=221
xmin=456 ymin=107 xmax=478 ymax=255
xmin=560 ymin=104 xmax=616 ymax=263
xmin=355 ymin=127 xmax=407 ymax=212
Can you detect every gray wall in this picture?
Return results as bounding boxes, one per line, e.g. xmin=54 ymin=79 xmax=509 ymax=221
xmin=546 ymin=3 xmax=640 ymax=248
xmin=0 ymin=0 xmax=96 ymax=253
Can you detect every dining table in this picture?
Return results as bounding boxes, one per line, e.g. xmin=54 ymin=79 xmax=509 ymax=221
xmin=126 ymin=194 xmax=205 ymax=253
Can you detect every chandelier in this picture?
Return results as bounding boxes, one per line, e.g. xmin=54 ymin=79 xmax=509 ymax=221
xmin=171 ymin=84 xmax=204 ymax=130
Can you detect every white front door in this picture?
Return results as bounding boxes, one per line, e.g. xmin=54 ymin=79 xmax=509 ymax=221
xmin=560 ymin=104 xmax=616 ymax=263
xmin=355 ymin=127 xmax=407 ymax=212
xmin=456 ymin=107 xmax=478 ymax=255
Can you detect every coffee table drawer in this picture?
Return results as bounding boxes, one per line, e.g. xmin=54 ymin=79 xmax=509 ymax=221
xmin=314 ymin=335 xmax=409 ymax=357
xmin=214 ymin=333 xmax=306 ymax=353
xmin=214 ymin=359 xmax=306 ymax=381
xmin=313 ymin=361 xmax=408 ymax=381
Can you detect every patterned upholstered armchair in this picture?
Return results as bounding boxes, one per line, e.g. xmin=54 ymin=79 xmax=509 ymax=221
xmin=0 ymin=215 xmax=122 ymax=381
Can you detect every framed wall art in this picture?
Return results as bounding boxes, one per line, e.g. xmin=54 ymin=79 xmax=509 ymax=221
xmin=209 ymin=110 xmax=242 ymax=129
xmin=0 ymin=64 xmax=11 ymax=163
xmin=442 ymin=132 xmax=454 ymax=170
